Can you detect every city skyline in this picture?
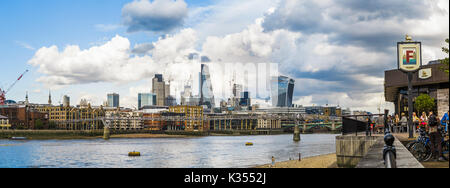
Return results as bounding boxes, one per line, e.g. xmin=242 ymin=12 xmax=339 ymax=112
xmin=1 ymin=0 xmax=449 ymax=113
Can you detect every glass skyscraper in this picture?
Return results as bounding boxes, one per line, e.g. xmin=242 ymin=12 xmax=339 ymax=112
xmin=138 ymin=93 xmax=157 ymax=109
xmin=107 ymin=93 xmax=120 ymax=108
xmin=199 ymin=64 xmax=215 ymax=109
xmin=271 ymin=76 xmax=295 ymax=107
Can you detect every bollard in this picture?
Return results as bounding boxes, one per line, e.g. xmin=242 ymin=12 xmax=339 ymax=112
xmin=293 ymin=125 xmax=301 ymax=142
xmin=103 ymin=126 xmax=110 ymax=140
xmin=383 ymin=130 xmax=397 ymax=168
xmin=299 ymin=153 xmax=302 ymax=161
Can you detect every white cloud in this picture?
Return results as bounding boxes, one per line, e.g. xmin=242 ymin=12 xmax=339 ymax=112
xmin=15 ymin=41 xmax=35 ymax=50
xmin=28 ymin=35 xmax=158 ymax=87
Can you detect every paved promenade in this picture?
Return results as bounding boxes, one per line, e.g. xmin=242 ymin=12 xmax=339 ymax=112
xmin=356 ymin=135 xmax=424 ymax=168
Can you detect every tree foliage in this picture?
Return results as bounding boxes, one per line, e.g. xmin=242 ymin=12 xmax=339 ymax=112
xmin=440 ymin=38 xmax=449 ymax=74
xmin=34 ymin=119 xmax=44 ymax=130
xmin=414 ymin=94 xmax=435 ymax=114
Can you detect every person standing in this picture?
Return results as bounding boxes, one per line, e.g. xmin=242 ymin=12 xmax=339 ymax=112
xmin=420 ymin=112 xmax=428 ymax=131
xmin=441 ymin=110 xmax=449 ymax=134
xmin=400 ymin=113 xmax=408 ymax=133
xmin=412 ymin=112 xmax=419 ymax=134
xmin=428 ymin=112 xmax=444 ymax=162
xmin=394 ymin=114 xmax=400 ymax=133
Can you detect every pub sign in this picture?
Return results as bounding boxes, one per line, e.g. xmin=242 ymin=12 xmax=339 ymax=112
xmin=398 ymin=41 xmax=422 ymax=72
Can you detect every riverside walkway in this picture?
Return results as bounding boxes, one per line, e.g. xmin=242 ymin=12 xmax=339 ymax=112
xmin=356 ymin=135 xmax=424 ymax=168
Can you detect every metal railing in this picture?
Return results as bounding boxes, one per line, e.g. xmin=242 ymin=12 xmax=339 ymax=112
xmin=383 ymin=110 xmax=397 ymax=168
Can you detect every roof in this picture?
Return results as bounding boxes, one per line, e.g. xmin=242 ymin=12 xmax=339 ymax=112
xmin=0 ymin=115 xmax=8 ymax=119
xmin=384 ymin=63 xmax=449 ymax=102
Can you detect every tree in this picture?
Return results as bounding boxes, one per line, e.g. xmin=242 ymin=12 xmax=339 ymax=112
xmin=440 ymin=38 xmax=449 ymax=74
xmin=414 ymin=94 xmax=435 ymax=114
xmin=34 ymin=119 xmax=44 ymax=130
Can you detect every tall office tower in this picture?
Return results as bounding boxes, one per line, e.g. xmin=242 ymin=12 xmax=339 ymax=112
xmin=107 ymin=93 xmax=120 ymax=108
xmin=138 ymin=93 xmax=156 ymax=109
xmin=152 ymin=74 xmax=166 ymax=106
xmin=165 ymin=83 xmax=170 ymax=98
xmin=240 ymin=91 xmax=251 ymax=107
xmin=233 ymin=84 xmax=243 ymax=98
xmin=199 ymin=64 xmax=215 ymax=109
xmin=271 ymin=76 xmax=295 ymax=107
xmin=181 ymin=84 xmax=193 ymax=106
xmin=63 ymin=95 xmax=70 ymax=107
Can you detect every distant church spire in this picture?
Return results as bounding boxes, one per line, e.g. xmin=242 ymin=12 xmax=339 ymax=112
xmin=48 ymin=90 xmax=52 ymax=105
xmin=25 ymin=91 xmax=29 ymax=105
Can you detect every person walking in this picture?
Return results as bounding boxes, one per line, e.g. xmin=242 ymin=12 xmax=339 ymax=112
xmin=400 ymin=113 xmax=408 ymax=133
xmin=428 ymin=112 xmax=445 ymax=162
xmin=271 ymin=156 xmax=276 ymax=167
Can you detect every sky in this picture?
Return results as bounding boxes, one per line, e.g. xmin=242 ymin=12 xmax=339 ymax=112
xmin=0 ymin=0 xmax=448 ymax=113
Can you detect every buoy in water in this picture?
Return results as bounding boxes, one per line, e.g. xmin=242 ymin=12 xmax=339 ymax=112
xmin=128 ymin=152 xmax=141 ymax=157
xmin=245 ymin=142 xmax=253 ymax=146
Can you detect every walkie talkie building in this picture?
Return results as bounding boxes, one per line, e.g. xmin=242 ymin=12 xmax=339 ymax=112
xmin=271 ymin=76 xmax=295 ymax=107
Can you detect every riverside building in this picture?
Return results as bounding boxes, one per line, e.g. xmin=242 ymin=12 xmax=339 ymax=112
xmin=385 ymin=62 xmax=449 ymax=118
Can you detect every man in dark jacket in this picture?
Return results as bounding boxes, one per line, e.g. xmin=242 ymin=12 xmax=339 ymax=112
xmin=428 ymin=112 xmax=445 ymax=162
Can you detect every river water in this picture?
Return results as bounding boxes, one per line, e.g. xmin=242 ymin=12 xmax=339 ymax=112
xmin=0 ymin=134 xmax=337 ymax=168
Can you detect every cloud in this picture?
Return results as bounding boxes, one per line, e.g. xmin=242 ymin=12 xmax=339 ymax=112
xmin=28 ymin=35 xmax=158 ymax=87
xmin=122 ymin=0 xmax=188 ymax=33
xmin=262 ymin=0 xmax=448 ymax=52
xmin=131 ymin=43 xmax=155 ymax=55
xmin=94 ymin=24 xmax=123 ymax=32
xmin=15 ymin=41 xmax=35 ymax=50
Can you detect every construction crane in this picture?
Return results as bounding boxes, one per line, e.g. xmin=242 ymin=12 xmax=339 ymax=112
xmin=0 ymin=70 xmax=29 ymax=105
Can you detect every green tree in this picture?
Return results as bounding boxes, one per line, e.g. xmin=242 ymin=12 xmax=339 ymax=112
xmin=414 ymin=94 xmax=435 ymax=114
xmin=34 ymin=119 xmax=44 ymax=130
xmin=440 ymin=38 xmax=449 ymax=74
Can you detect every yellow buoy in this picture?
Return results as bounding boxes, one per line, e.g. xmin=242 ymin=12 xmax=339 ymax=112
xmin=245 ymin=142 xmax=253 ymax=146
xmin=128 ymin=151 xmax=141 ymax=157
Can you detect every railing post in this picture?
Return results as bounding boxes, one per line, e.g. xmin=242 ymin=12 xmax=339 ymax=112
xmin=383 ymin=130 xmax=397 ymax=168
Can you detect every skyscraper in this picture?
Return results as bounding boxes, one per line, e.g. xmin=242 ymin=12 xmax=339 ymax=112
xmin=199 ymin=64 xmax=215 ymax=109
xmin=271 ymin=76 xmax=295 ymax=107
xmin=107 ymin=93 xmax=120 ymax=108
xmin=138 ymin=93 xmax=156 ymax=109
xmin=152 ymin=74 xmax=166 ymax=106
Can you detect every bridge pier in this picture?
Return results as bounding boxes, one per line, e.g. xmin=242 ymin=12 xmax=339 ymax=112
xmin=103 ymin=126 xmax=110 ymax=140
xmin=302 ymin=124 xmax=307 ymax=134
xmin=293 ymin=125 xmax=301 ymax=142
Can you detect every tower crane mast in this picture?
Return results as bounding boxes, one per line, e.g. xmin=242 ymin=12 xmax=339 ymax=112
xmin=0 ymin=70 xmax=29 ymax=105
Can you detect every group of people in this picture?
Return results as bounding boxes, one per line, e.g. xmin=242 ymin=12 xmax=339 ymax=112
xmin=387 ymin=110 xmax=449 ymax=161
xmin=387 ymin=111 xmax=449 ymax=134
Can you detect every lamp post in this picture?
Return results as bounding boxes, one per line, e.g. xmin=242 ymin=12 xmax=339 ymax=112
xmin=397 ymin=35 xmax=422 ymax=139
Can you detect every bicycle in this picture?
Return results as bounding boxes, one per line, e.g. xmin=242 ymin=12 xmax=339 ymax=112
xmin=408 ymin=128 xmax=432 ymax=162
xmin=408 ymin=128 xmax=449 ymax=161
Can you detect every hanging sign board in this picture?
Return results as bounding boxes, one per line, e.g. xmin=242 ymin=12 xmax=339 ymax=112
xmin=419 ymin=68 xmax=432 ymax=79
xmin=398 ymin=41 xmax=422 ymax=72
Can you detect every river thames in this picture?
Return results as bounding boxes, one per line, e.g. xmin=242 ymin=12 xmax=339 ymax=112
xmin=0 ymin=134 xmax=337 ymax=168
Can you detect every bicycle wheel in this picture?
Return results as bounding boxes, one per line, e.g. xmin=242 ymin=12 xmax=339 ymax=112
xmin=442 ymin=140 xmax=449 ymax=161
xmin=410 ymin=142 xmax=428 ymax=161
xmin=407 ymin=141 xmax=419 ymax=151
xmin=422 ymin=142 xmax=433 ymax=162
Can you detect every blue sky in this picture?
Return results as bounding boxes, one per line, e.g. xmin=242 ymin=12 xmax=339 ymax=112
xmin=0 ymin=0 xmax=448 ymax=113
